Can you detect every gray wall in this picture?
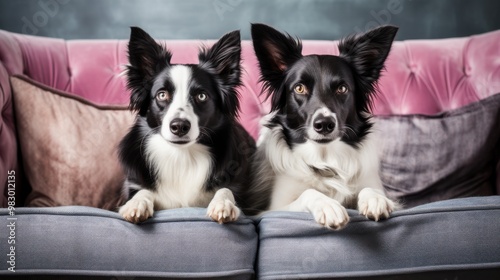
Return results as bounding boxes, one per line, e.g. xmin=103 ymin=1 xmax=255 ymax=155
xmin=1 ymin=0 xmax=499 ymax=40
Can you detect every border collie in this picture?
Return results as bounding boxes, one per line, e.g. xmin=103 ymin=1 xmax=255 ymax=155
xmin=118 ymin=27 xmax=255 ymax=224
xmin=249 ymin=23 xmax=398 ymax=230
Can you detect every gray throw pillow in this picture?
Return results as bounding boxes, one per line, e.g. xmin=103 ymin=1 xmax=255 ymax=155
xmin=375 ymin=93 xmax=500 ymax=208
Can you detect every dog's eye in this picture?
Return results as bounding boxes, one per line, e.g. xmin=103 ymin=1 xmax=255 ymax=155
xmin=294 ymin=83 xmax=308 ymax=95
xmin=196 ymin=92 xmax=208 ymax=103
xmin=336 ymin=85 xmax=348 ymax=94
xmin=156 ymin=90 xmax=169 ymax=101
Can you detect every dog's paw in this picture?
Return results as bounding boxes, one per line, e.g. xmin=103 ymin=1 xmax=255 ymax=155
xmin=119 ymin=197 xmax=154 ymax=223
xmin=358 ymin=188 xmax=395 ymax=221
xmin=207 ymin=197 xmax=241 ymax=224
xmin=311 ymin=198 xmax=349 ymax=230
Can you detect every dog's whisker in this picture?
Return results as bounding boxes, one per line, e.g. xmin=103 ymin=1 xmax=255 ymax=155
xmin=343 ymin=125 xmax=359 ymax=138
xmin=199 ymin=128 xmax=214 ymax=144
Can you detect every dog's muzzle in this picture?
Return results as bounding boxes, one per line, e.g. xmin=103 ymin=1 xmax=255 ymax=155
xmin=307 ymin=108 xmax=339 ymax=143
xmin=313 ymin=114 xmax=336 ymax=135
xmin=169 ymin=118 xmax=191 ymax=137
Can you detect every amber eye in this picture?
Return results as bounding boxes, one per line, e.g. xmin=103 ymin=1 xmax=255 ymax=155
xmin=196 ymin=92 xmax=208 ymax=102
xmin=337 ymin=85 xmax=348 ymax=94
xmin=156 ymin=90 xmax=169 ymax=101
xmin=294 ymin=83 xmax=307 ymax=95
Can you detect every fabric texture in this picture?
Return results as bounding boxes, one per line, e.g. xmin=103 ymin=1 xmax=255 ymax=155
xmin=375 ymin=93 xmax=500 ymax=208
xmin=256 ymin=196 xmax=500 ymax=280
xmin=10 ymin=75 xmax=134 ymax=210
xmin=0 ymin=207 xmax=257 ymax=279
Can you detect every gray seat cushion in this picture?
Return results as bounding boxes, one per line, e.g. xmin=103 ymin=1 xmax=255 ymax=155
xmin=256 ymin=196 xmax=500 ymax=279
xmin=0 ymin=207 xmax=257 ymax=279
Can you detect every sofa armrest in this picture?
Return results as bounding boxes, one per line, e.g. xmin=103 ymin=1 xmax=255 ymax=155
xmin=0 ymin=30 xmax=22 ymax=207
xmin=0 ymin=30 xmax=71 ymax=206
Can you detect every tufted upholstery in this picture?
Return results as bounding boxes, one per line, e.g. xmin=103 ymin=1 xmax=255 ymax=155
xmin=1 ymin=29 xmax=500 ymax=206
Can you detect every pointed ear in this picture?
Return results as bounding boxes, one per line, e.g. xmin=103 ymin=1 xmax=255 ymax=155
xmin=338 ymin=25 xmax=398 ymax=95
xmin=199 ymin=30 xmax=242 ymax=117
xmin=126 ymin=26 xmax=172 ymax=116
xmin=251 ymin=23 xmax=302 ymax=111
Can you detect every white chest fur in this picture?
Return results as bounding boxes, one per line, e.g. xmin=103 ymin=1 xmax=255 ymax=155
xmin=262 ymin=126 xmax=382 ymax=209
xmin=146 ymin=134 xmax=214 ymax=209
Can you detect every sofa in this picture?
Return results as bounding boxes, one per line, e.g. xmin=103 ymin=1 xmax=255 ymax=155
xmin=1 ymin=28 xmax=499 ymax=279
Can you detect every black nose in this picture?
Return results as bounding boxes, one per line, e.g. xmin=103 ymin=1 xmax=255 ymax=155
xmin=313 ymin=116 xmax=336 ymax=135
xmin=170 ymin=118 xmax=191 ymax=137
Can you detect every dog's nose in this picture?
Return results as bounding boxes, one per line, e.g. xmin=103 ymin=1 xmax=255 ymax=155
xmin=313 ymin=116 xmax=336 ymax=135
xmin=170 ymin=118 xmax=191 ymax=137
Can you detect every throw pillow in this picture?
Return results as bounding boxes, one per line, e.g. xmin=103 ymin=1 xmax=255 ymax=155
xmin=375 ymin=93 xmax=500 ymax=208
xmin=10 ymin=75 xmax=134 ymax=210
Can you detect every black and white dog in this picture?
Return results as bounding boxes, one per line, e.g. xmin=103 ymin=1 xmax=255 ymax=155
xmin=118 ymin=27 xmax=255 ymax=224
xmin=249 ymin=24 xmax=398 ymax=229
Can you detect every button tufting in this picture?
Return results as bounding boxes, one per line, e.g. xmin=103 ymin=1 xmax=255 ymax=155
xmin=464 ymin=66 xmax=472 ymax=77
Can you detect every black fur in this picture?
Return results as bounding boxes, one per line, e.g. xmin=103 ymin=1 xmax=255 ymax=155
xmin=251 ymin=23 xmax=398 ymax=148
xmin=126 ymin=27 xmax=172 ymax=116
xmin=119 ymin=27 xmax=255 ymax=208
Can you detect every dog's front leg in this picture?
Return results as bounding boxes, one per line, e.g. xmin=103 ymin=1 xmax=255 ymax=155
xmin=286 ymin=189 xmax=350 ymax=230
xmin=357 ymin=187 xmax=396 ymax=221
xmin=119 ymin=189 xmax=155 ymax=223
xmin=207 ymin=188 xmax=241 ymax=224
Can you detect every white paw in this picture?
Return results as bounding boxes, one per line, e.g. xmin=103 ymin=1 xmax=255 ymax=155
xmin=358 ymin=188 xmax=395 ymax=221
xmin=310 ymin=198 xmax=349 ymax=230
xmin=119 ymin=197 xmax=154 ymax=223
xmin=207 ymin=197 xmax=241 ymax=224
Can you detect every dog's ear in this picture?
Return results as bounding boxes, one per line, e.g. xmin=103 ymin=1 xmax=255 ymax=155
xmin=338 ymin=25 xmax=398 ymax=99
xmin=127 ymin=26 xmax=172 ymax=116
xmin=251 ymin=23 xmax=302 ymax=111
xmin=199 ymin=30 xmax=242 ymax=117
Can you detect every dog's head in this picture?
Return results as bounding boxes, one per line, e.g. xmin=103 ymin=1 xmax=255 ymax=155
xmin=251 ymin=23 xmax=397 ymax=146
xmin=126 ymin=27 xmax=241 ymax=146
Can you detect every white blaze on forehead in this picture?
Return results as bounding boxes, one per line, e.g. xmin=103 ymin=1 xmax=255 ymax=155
xmin=169 ymin=65 xmax=192 ymax=113
xmin=160 ymin=65 xmax=200 ymax=143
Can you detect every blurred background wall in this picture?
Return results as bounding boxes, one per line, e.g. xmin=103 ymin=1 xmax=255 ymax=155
xmin=0 ymin=0 xmax=499 ymax=40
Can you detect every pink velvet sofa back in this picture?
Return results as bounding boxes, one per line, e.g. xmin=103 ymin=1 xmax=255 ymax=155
xmin=1 ymin=29 xmax=500 ymax=206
